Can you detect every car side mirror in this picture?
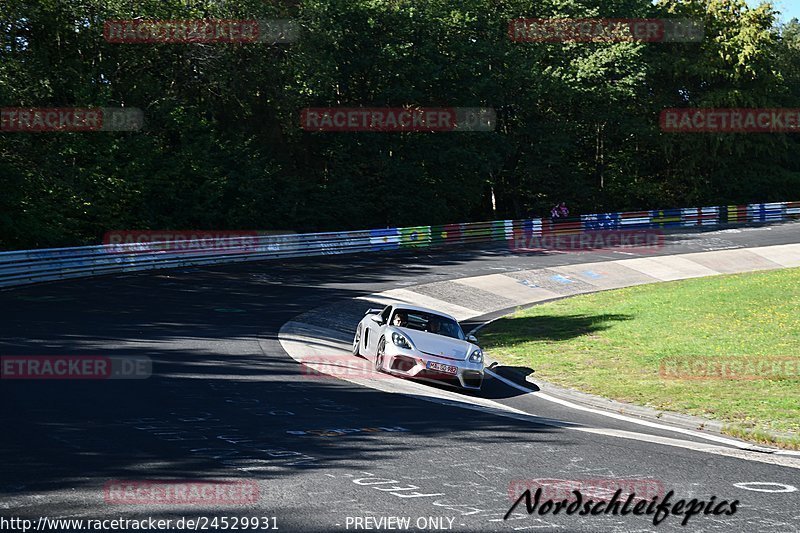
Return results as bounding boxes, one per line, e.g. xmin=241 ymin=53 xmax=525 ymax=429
xmin=467 ymin=334 xmax=479 ymax=344
xmin=371 ymin=315 xmax=384 ymax=325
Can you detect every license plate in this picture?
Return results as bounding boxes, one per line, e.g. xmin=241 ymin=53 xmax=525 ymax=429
xmin=427 ymin=361 xmax=458 ymax=375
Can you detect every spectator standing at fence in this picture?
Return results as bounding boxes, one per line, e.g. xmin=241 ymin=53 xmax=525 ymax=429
xmin=551 ymin=202 xmax=569 ymax=219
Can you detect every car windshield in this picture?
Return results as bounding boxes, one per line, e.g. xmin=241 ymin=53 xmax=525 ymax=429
xmin=392 ymin=309 xmax=464 ymax=340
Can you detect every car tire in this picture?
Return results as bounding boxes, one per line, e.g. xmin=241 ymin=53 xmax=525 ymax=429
xmin=353 ymin=324 xmax=363 ymax=357
xmin=375 ymin=337 xmax=386 ymax=372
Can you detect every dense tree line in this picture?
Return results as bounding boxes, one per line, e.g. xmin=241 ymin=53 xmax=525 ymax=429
xmin=1 ymin=0 xmax=798 ymax=249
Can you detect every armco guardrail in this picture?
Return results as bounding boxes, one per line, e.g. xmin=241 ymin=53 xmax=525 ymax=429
xmin=1 ymin=201 xmax=798 ymax=288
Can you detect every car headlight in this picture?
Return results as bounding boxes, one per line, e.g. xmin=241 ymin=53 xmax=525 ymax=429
xmin=468 ymin=349 xmax=483 ymax=364
xmin=391 ymin=332 xmax=412 ymax=349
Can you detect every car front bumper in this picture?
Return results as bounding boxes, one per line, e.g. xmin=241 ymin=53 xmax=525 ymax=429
xmin=383 ymin=347 xmax=484 ymax=390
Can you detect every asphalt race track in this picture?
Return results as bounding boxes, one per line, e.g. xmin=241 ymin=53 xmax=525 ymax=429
xmin=2 ymin=223 xmax=799 ymax=532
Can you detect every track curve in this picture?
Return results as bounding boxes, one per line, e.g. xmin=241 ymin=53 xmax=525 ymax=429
xmin=2 ymin=223 xmax=800 ymax=532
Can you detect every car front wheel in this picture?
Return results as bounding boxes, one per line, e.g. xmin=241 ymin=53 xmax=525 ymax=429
xmin=353 ymin=324 xmax=363 ymax=357
xmin=375 ymin=337 xmax=386 ymax=372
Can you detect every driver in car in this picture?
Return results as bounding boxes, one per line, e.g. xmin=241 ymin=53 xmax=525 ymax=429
xmin=392 ymin=311 xmax=408 ymax=327
xmin=428 ymin=316 xmax=440 ymax=334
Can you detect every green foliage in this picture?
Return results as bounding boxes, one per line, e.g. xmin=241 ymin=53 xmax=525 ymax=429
xmin=1 ymin=0 xmax=798 ymax=249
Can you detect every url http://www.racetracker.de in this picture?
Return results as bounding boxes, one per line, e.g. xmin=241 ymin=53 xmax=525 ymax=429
xmin=0 ymin=516 xmax=280 ymax=531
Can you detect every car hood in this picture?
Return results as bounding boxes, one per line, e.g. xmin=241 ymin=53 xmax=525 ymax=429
xmin=398 ymin=328 xmax=475 ymax=361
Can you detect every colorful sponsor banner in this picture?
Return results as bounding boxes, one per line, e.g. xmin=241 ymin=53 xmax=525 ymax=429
xmin=747 ymin=202 xmax=785 ymax=223
xmin=650 ymin=208 xmax=682 ymax=227
xmin=369 ymin=228 xmax=400 ymax=251
xmin=508 ymin=18 xmax=702 ymax=43
xmin=721 ymin=205 xmax=748 ymax=224
xmin=680 ymin=207 xmax=720 ymax=227
xmin=491 ymin=220 xmax=510 ymax=241
xmin=581 ymin=213 xmax=621 ymax=231
xmin=443 ymin=223 xmax=464 ymax=244
xmin=104 ymin=480 xmax=259 ymax=504
xmin=461 ymin=222 xmax=496 ymax=243
xmin=330 ymin=231 xmax=371 ymax=255
xmin=1 ymin=107 xmax=143 ymax=132
xmin=429 ymin=225 xmax=448 ymax=246
xmin=429 ymin=223 xmax=463 ymax=246
xmin=619 ymin=211 xmax=652 ymax=228
xmin=399 ymin=226 xmax=432 ymax=248
xmin=680 ymin=208 xmax=699 ymax=227
xmin=544 ymin=219 xmax=582 ymax=235
xmin=700 ymin=207 xmax=720 ymax=226
xmin=301 ymin=231 xmax=371 ymax=256
xmin=522 ymin=219 xmax=543 ymax=236
xmin=103 ymin=19 xmax=299 ymax=44
xmin=661 ymin=108 xmax=800 ymax=133
xmin=300 ymin=107 xmax=496 ymax=132
xmin=700 ymin=207 xmax=721 ymax=225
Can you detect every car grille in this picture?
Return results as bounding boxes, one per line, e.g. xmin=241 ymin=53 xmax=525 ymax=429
xmin=417 ymin=370 xmax=460 ymax=384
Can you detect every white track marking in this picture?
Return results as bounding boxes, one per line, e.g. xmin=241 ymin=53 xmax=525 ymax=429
xmin=570 ymin=427 xmax=800 ymax=470
xmin=774 ymin=450 xmax=800 ymax=456
xmin=733 ymin=482 xmax=798 ymax=493
xmin=485 ymin=368 xmax=783 ymax=451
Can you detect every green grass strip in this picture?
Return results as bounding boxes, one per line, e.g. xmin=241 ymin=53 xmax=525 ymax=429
xmin=480 ymin=267 xmax=800 ymax=448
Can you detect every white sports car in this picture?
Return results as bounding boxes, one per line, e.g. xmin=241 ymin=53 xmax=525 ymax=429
xmin=352 ymin=304 xmax=484 ymax=390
